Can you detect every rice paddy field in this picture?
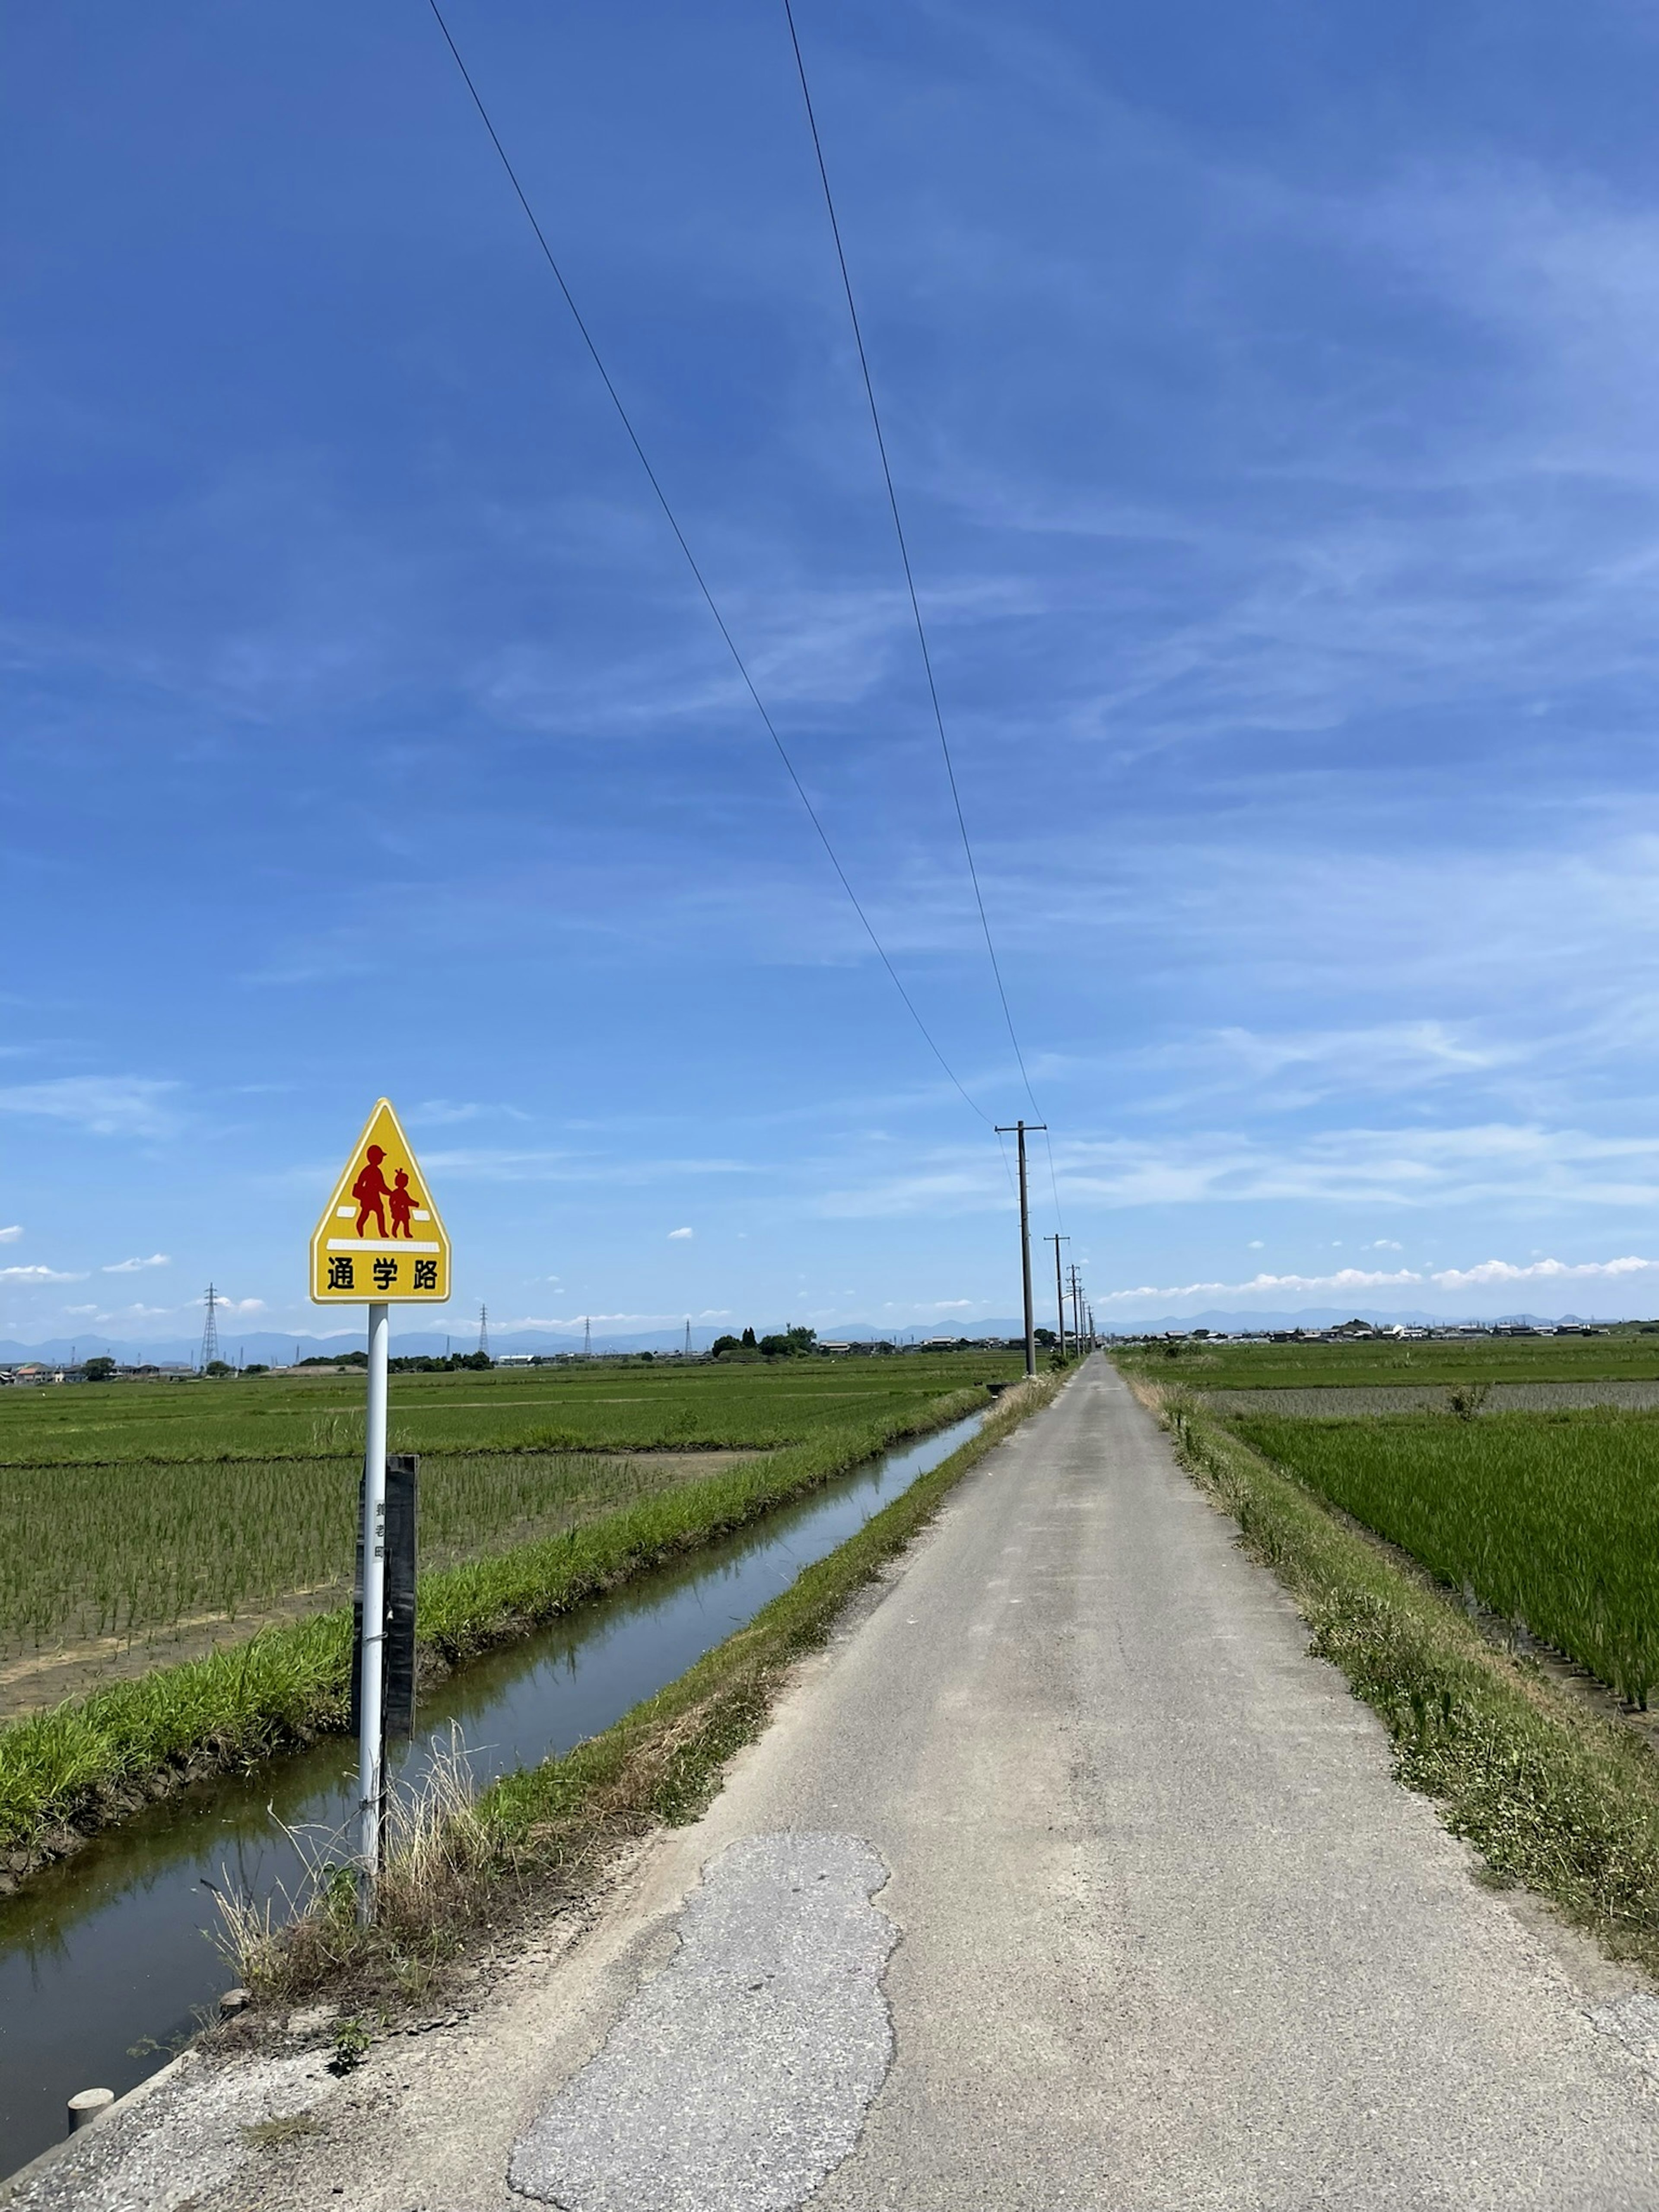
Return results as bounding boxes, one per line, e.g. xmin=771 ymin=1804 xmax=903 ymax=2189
xmin=1212 ymin=1398 xmax=1659 ymax=1707
xmin=1125 ymin=1325 xmax=1659 ymax=1392
xmin=0 ymin=1355 xmax=1009 ymax=1464
xmin=0 ymin=1355 xmax=1016 ymax=1689
xmin=1112 ymin=1330 xmax=1659 ymax=1714
xmin=1228 ymin=1408 xmax=1659 ymax=1709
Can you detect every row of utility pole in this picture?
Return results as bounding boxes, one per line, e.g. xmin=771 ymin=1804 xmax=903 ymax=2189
xmin=999 ymin=1119 xmax=1093 ymax=1378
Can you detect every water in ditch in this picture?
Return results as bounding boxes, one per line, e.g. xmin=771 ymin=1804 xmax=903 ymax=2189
xmin=0 ymin=1411 xmax=983 ymax=2175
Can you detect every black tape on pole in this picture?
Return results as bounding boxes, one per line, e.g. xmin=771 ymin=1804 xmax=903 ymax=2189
xmin=349 ymin=1454 xmax=419 ymax=1741
xmin=383 ymin=1454 xmax=419 ymax=1740
xmin=350 ymin=1475 xmax=365 ymax=1736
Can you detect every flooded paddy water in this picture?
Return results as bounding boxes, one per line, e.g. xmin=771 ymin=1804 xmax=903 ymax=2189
xmin=0 ymin=1411 xmax=983 ymax=2177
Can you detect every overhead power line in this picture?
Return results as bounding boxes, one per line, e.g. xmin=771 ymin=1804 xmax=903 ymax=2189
xmin=425 ymin=0 xmax=995 ymax=1132
xmin=780 ymin=3 xmax=1038 ymax=1107
xmin=779 ymin=0 xmax=1065 ymax=1228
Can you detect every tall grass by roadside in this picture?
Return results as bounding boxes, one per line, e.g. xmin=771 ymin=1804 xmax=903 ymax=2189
xmin=1146 ymin=1383 xmax=1659 ymax=1972
xmin=221 ymin=1371 xmax=1064 ymax=2005
xmin=0 ymin=1389 xmax=987 ymax=1866
xmin=220 ymin=1729 xmax=493 ymax=2008
xmin=1230 ymin=1408 xmax=1659 ymax=1708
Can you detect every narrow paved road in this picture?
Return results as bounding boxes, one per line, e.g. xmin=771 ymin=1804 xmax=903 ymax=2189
xmin=28 ymin=1359 xmax=1659 ymax=2210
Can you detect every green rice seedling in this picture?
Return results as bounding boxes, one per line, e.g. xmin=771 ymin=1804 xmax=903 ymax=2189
xmin=0 ymin=1450 xmax=757 ymax=1661
xmin=0 ymin=1353 xmax=1018 ymax=1467
xmin=0 ymin=1356 xmax=1018 ymax=1665
xmin=1230 ymin=1408 xmax=1659 ymax=1707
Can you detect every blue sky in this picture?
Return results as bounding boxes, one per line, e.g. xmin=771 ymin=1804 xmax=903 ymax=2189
xmin=7 ymin=0 xmax=1659 ymax=1346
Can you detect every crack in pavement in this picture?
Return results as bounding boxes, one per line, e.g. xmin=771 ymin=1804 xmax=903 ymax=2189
xmin=509 ymin=1832 xmax=896 ymax=2212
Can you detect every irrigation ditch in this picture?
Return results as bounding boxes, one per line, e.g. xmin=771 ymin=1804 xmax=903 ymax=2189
xmin=0 ymin=1376 xmax=1057 ymax=2179
xmin=0 ymin=1389 xmax=997 ymax=1887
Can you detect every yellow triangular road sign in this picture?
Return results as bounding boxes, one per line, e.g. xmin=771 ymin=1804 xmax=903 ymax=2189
xmin=310 ymin=1099 xmax=450 ymax=1303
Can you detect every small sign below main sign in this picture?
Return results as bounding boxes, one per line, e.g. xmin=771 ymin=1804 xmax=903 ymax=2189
xmin=309 ymin=1098 xmax=450 ymax=1303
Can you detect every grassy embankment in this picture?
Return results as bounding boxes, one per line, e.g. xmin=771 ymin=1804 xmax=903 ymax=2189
xmin=229 ymin=1369 xmax=1065 ymax=2003
xmin=1125 ymin=1369 xmax=1659 ymax=1973
xmin=0 ymin=1358 xmax=1014 ymax=1871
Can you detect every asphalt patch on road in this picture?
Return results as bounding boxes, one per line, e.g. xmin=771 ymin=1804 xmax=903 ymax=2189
xmin=509 ymin=1831 xmax=896 ymax=2212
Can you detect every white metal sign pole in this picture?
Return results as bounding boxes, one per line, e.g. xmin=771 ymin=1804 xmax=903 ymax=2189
xmin=356 ymin=1299 xmax=390 ymax=1922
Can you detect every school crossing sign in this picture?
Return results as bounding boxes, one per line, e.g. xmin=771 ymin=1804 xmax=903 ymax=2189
xmin=310 ymin=1099 xmax=450 ymax=1303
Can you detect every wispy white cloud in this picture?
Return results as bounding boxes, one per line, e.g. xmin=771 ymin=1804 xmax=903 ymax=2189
xmin=667 ymin=1227 xmax=693 ymax=1239
xmin=0 ymin=1227 xmax=20 ymax=1245
xmin=1103 ymin=1266 xmax=1425 ymax=1304
xmin=424 ymin=1148 xmax=757 ymax=1185
xmin=1101 ymin=1252 xmax=1659 ymax=1308
xmin=0 ymin=1265 xmax=86 ymax=1284
xmin=1064 ymin=1122 xmax=1659 ymax=1212
xmin=102 ymin=1253 xmax=170 ymax=1274
xmin=410 ymin=1099 xmax=530 ymax=1126
xmin=1126 ymin=1021 xmax=1516 ymax=1115
xmin=1429 ymin=1254 xmax=1657 ymax=1291
xmin=0 ymin=1077 xmax=180 ymax=1138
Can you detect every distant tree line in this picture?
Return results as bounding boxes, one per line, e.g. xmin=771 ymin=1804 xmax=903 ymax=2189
xmin=709 ymin=1325 xmax=818 ymax=1360
xmin=389 ymin=1351 xmax=493 ymax=1373
xmin=286 ymin=1350 xmax=494 ymax=1374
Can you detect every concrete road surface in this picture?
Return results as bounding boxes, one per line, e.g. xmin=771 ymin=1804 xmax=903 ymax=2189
xmin=25 ymin=1357 xmax=1659 ymax=2211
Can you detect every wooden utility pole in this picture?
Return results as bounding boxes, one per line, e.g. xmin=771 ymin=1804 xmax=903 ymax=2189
xmin=996 ymin=1121 xmax=1046 ymax=1378
xmin=1044 ymin=1233 xmax=1070 ymax=1359
xmin=1067 ymin=1264 xmax=1083 ymax=1349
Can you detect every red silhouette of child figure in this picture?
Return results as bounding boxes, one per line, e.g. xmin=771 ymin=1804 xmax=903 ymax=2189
xmin=353 ymin=1145 xmax=393 ymax=1238
xmin=388 ymin=1170 xmax=419 ymax=1240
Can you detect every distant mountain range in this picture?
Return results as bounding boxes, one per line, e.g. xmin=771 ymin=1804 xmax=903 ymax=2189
xmin=0 ymin=1319 xmax=1036 ymax=1367
xmin=1105 ymin=1306 xmax=1634 ymax=1335
xmin=0 ymin=1304 xmax=1641 ymax=1368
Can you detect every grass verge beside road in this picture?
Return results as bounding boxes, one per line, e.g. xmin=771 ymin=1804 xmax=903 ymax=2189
xmin=0 ymin=1388 xmax=988 ymax=1879
xmin=227 ymin=1370 xmax=1065 ymax=2007
xmin=1138 ymin=1380 xmax=1659 ymax=1974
